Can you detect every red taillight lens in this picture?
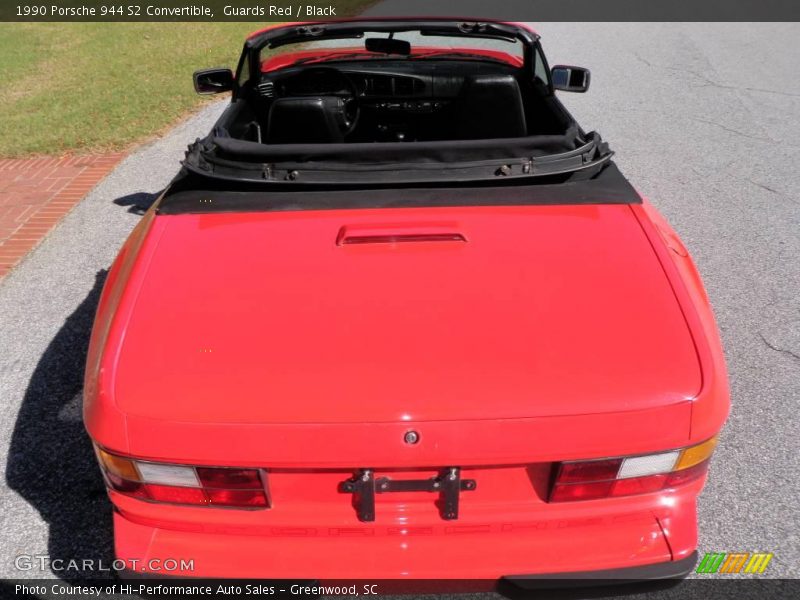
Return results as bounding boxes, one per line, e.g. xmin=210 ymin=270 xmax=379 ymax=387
xmin=197 ymin=467 xmax=263 ymax=489
xmin=611 ymin=473 xmax=668 ymax=496
xmin=146 ymin=483 xmax=208 ymax=505
xmin=206 ymin=488 xmax=269 ymax=507
xmin=556 ymin=459 xmax=622 ymax=483
xmin=105 ymin=473 xmax=148 ymax=499
xmin=549 ymin=438 xmax=717 ymax=503
xmin=665 ymin=459 xmax=710 ymax=487
xmin=549 ymin=480 xmax=615 ymax=502
xmin=95 ymin=447 xmax=269 ymax=509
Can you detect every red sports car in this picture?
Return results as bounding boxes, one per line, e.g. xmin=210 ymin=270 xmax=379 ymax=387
xmin=84 ymin=19 xmax=729 ymax=583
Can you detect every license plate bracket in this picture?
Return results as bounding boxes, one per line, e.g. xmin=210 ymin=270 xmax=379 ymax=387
xmin=340 ymin=467 xmax=476 ymax=522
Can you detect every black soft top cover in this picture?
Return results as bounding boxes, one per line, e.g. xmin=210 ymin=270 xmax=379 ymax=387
xmin=159 ymin=160 xmax=640 ymax=215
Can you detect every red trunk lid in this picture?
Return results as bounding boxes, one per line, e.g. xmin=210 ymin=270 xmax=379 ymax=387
xmin=114 ymin=204 xmax=700 ymax=424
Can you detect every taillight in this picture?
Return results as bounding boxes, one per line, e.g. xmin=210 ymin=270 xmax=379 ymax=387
xmin=94 ymin=447 xmax=269 ymax=509
xmin=549 ymin=436 xmax=718 ymax=502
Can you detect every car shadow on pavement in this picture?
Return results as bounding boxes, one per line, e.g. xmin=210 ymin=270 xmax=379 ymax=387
xmin=113 ymin=191 xmax=161 ymax=215
xmin=5 ymin=270 xmax=114 ymax=582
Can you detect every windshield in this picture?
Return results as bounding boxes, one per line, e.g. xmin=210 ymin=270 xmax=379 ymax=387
xmin=260 ymin=31 xmax=524 ymax=69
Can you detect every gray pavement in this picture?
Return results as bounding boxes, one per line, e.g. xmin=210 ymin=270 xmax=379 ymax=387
xmin=1 ymin=22 xmax=798 ymax=585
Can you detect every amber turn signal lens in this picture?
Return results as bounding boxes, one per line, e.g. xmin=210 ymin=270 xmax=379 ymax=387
xmin=675 ymin=436 xmax=718 ymax=470
xmin=96 ymin=447 xmax=140 ymax=481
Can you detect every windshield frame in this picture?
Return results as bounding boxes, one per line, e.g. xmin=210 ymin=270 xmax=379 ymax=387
xmin=236 ymin=20 xmax=540 ymax=96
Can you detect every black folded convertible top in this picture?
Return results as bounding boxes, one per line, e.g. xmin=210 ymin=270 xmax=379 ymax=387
xmin=157 ymin=161 xmax=640 ymax=215
xmin=179 ymin=126 xmax=618 ymax=185
xmin=211 ymin=127 xmax=580 ymax=164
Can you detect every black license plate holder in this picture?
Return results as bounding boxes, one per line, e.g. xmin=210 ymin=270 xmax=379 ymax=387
xmin=340 ymin=467 xmax=476 ymax=522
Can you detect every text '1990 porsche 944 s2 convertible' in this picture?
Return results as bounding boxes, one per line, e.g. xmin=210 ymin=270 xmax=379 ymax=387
xmin=84 ymin=18 xmax=729 ymax=584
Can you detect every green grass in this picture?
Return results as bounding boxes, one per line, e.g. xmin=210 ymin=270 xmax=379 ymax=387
xmin=0 ymin=5 xmax=375 ymax=157
xmin=0 ymin=23 xmax=271 ymax=157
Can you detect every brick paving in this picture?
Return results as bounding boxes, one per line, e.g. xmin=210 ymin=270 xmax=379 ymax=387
xmin=0 ymin=153 xmax=125 ymax=279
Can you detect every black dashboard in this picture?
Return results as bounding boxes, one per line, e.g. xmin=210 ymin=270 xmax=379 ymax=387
xmin=262 ymin=60 xmax=519 ymax=101
xmin=276 ymin=69 xmax=426 ymax=98
xmin=253 ymin=60 xmax=530 ymax=143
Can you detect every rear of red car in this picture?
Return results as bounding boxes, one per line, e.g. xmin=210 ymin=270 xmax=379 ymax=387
xmin=84 ymin=197 xmax=728 ymax=580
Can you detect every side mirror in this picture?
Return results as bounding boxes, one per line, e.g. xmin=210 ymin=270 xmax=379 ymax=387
xmin=193 ymin=68 xmax=234 ymax=94
xmin=551 ymin=65 xmax=591 ymax=93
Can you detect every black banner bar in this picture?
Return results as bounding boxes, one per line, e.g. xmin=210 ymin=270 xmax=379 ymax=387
xmin=1 ymin=0 xmax=800 ymax=22
xmin=2 ymin=578 xmax=799 ymax=599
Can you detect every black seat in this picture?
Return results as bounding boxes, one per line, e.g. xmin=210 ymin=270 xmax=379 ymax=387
xmin=267 ymin=97 xmax=344 ymax=143
xmin=455 ymin=75 xmax=528 ymax=139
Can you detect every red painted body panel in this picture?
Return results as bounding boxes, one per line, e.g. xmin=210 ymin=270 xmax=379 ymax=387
xmin=252 ymin=19 xmax=528 ymax=71
xmin=109 ymin=205 xmax=700 ymax=426
xmin=246 ymin=19 xmax=539 ymax=42
xmin=84 ymin=200 xmax=727 ymax=577
xmin=118 ymin=401 xmax=692 ymax=468
xmin=84 ymin=18 xmax=728 ymax=579
xmin=635 ymin=200 xmax=730 ymax=442
xmin=112 ymin=479 xmax=704 ymax=578
xmin=261 ymin=47 xmax=523 ymax=72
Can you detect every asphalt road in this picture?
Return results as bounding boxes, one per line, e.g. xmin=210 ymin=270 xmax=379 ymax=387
xmin=0 ymin=21 xmax=798 ymax=591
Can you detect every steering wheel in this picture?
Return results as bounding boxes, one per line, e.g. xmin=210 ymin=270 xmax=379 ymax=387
xmin=304 ymin=67 xmax=360 ymax=136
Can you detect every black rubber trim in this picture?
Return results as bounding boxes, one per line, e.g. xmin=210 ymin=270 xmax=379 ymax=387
xmin=157 ymin=161 xmax=640 ymax=215
xmin=183 ymin=128 xmax=609 ymax=186
xmin=504 ymin=551 xmax=698 ymax=589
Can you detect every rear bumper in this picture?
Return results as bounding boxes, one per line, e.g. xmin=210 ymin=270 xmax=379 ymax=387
xmin=119 ymin=553 xmax=698 ymax=591
xmin=111 ymin=480 xmax=702 ymax=580
xmin=506 ymin=551 xmax=698 ymax=587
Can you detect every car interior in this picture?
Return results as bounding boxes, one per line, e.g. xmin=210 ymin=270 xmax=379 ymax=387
xmin=181 ymin=28 xmax=609 ymax=190
xmin=214 ymin=57 xmax=575 ymax=146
